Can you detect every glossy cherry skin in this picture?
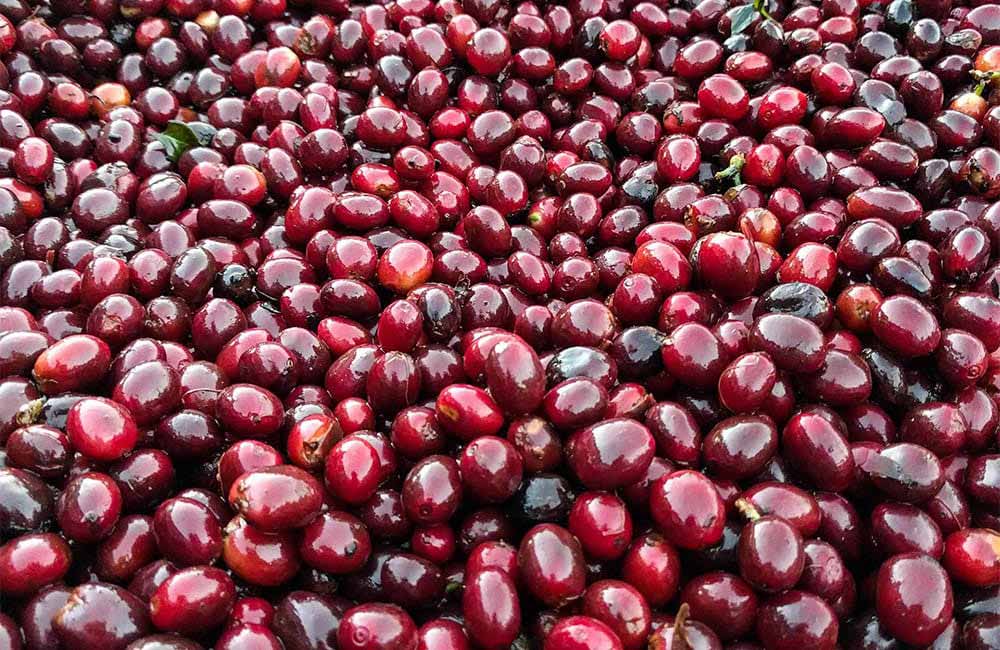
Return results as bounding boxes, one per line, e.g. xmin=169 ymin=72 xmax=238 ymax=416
xmin=568 ymin=492 xmax=632 ymax=561
xmin=300 ymin=510 xmax=372 ymax=575
xmin=680 ymin=571 xmax=757 ymax=641
xmin=223 ymin=516 xmax=301 ymax=587
xmin=0 ymin=532 xmax=72 ymax=597
xmin=644 ymin=401 xmax=701 ymax=466
xmin=415 ymin=619 xmax=469 ymax=650
xmin=216 ymin=384 xmax=284 ymax=439
xmin=5 ymin=424 xmax=71 ymax=479
xmin=153 ymin=497 xmax=223 ymax=567
xmin=544 ymin=616 xmax=623 ymax=650
xmin=150 ymin=566 xmax=236 ymax=634
xmin=55 ymin=582 xmax=151 ymax=650
xmin=323 ymin=435 xmax=382 ymax=506
xmin=272 ymin=591 xmax=348 ymax=650
xmin=661 ymin=322 xmax=728 ymax=390
xmin=717 ymin=353 xmax=777 ymax=413
xmin=755 ymin=590 xmax=838 ymax=650
xmin=21 ymin=586 xmax=74 ymax=650
xmin=737 ymin=515 xmax=805 ymax=593
xmin=875 ymin=552 xmax=954 ymax=646
xmin=459 ymin=435 xmax=523 ymax=503
xmin=517 ymin=524 xmax=586 ymax=607
xmin=56 ymin=472 xmax=123 ymax=543
xmin=871 ymin=295 xmax=942 ymax=358
xmin=863 ymin=442 xmax=945 ymax=503
xmin=402 ymin=454 xmax=462 ymax=525
xmin=692 ymin=232 xmax=760 ymax=299
xmin=463 ymin=568 xmax=521 ymax=648
xmin=650 ymin=470 xmax=725 ymax=550
xmin=485 ymin=337 xmax=545 ymax=416
xmin=566 ymin=419 xmax=654 ymax=490
xmin=228 ymin=464 xmax=323 ymax=532
xmin=94 ymin=515 xmax=157 ymax=584
xmin=337 ymin=603 xmax=418 ymax=650
xmin=703 ymin=415 xmax=778 ymax=480
xmin=871 ymin=502 xmax=944 ymax=558
xmin=749 ymin=314 xmax=825 ymax=372
xmin=216 ymin=624 xmax=284 ymax=650
xmin=781 ymin=409 xmax=855 ymax=492
xmin=32 ymin=334 xmax=111 ymax=395
xmin=435 ymin=384 xmax=504 ymax=440
xmin=942 ymin=528 xmax=1000 ymax=586
xmin=577 ymin=580 xmax=649 ymax=650
xmin=65 ymin=396 xmax=139 ymax=462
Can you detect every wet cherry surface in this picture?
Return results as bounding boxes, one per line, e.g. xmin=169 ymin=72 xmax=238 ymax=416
xmin=0 ymin=0 xmax=997 ymax=649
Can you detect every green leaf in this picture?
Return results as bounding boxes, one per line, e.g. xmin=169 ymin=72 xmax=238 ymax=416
xmin=156 ymin=120 xmax=217 ymax=162
xmin=186 ymin=121 xmax=218 ymax=146
xmin=730 ymin=4 xmax=758 ymax=35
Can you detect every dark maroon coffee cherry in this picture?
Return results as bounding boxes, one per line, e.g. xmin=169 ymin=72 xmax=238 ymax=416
xmin=863 ymin=442 xmax=945 ymax=503
xmin=32 ymin=334 xmax=111 ymax=395
xmin=153 ymin=497 xmax=223 ymax=567
xmin=756 ymin=591 xmax=838 ymax=650
xmin=703 ymin=415 xmax=778 ymax=479
xmin=57 ymin=472 xmax=123 ymax=544
xmin=875 ymin=552 xmax=953 ymax=646
xmin=518 ymin=523 xmax=586 ymax=607
xmin=55 ymin=582 xmax=151 ymax=649
xmin=0 ymin=533 xmax=72 ymax=598
xmin=569 ymin=492 xmax=633 ymax=561
xmin=650 ymin=470 xmax=725 ymax=550
xmin=737 ymin=515 xmax=805 ymax=592
xmin=229 ymin=465 xmax=324 ymax=532
xmin=680 ymin=572 xmax=757 ymax=641
xmin=459 ymin=436 xmax=523 ymax=503
xmin=463 ymin=568 xmax=521 ymax=648
xmin=337 ymin=603 xmax=417 ymax=650
xmin=566 ymin=418 xmax=655 ymax=489
xmin=222 ymin=515 xmax=301 ymax=588
xmin=150 ymin=566 xmax=236 ymax=635
xmin=485 ymin=337 xmax=545 ymax=416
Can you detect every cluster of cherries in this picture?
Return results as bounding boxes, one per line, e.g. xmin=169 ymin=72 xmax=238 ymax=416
xmin=0 ymin=0 xmax=998 ymax=647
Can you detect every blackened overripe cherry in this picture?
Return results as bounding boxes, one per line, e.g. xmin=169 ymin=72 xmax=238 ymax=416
xmin=214 ymin=264 xmax=257 ymax=306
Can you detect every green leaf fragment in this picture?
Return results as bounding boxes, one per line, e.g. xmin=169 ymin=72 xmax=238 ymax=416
xmin=730 ymin=4 xmax=758 ymax=35
xmin=156 ymin=120 xmax=218 ymax=162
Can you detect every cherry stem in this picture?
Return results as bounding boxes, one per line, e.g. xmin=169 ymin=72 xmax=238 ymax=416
xmin=971 ymin=69 xmax=1000 ymax=96
xmin=715 ymin=153 xmax=745 ymax=186
xmin=15 ymin=398 xmax=46 ymax=426
xmin=671 ymin=603 xmax=691 ymax=650
xmin=752 ymin=0 xmax=775 ymax=22
xmin=734 ymin=497 xmax=762 ymax=521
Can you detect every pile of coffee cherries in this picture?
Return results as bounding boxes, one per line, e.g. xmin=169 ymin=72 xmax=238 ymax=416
xmin=0 ymin=0 xmax=999 ymax=647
